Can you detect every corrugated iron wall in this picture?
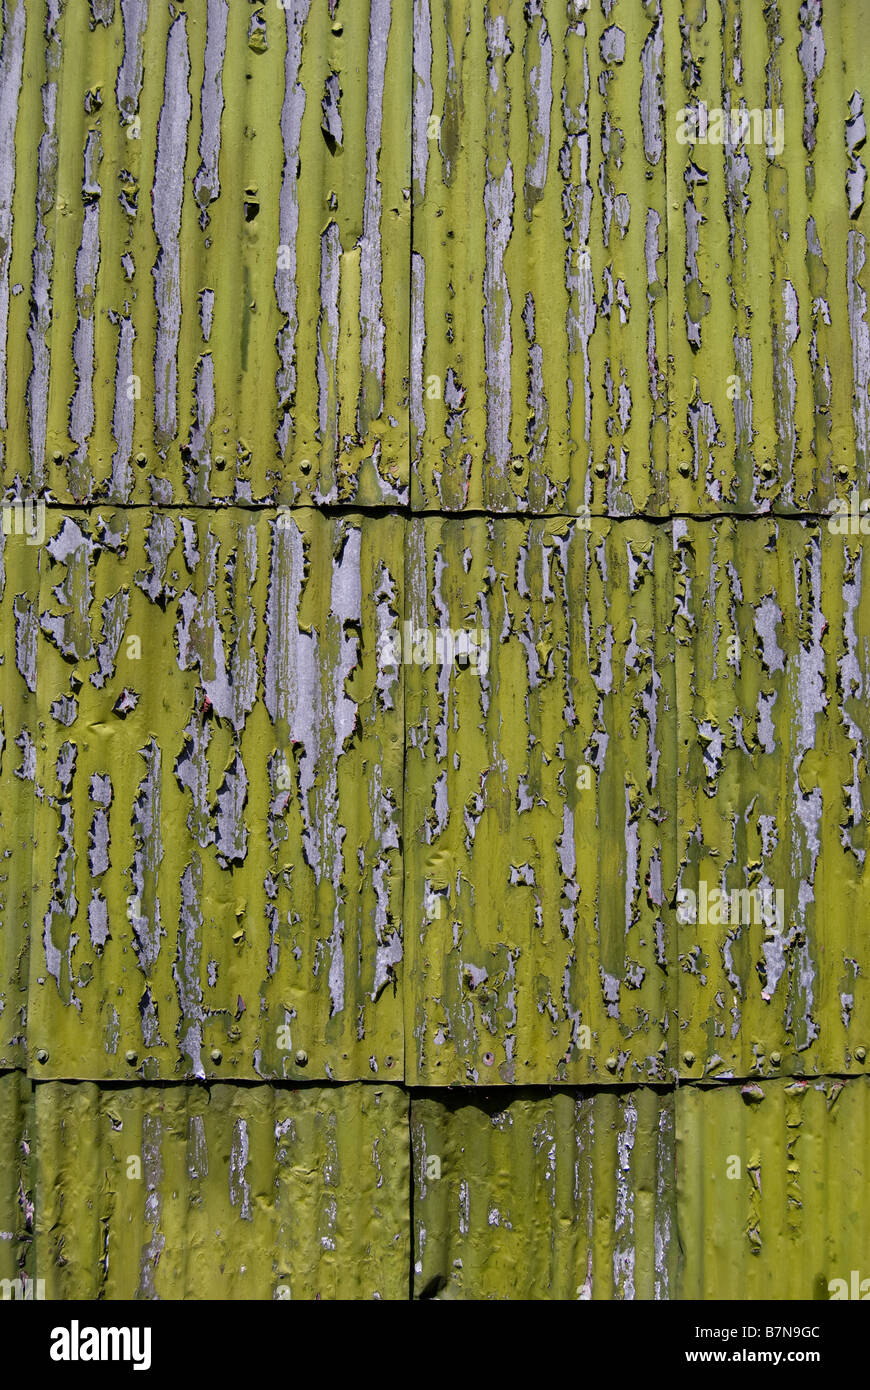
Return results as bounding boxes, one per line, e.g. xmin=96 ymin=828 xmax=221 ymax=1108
xmin=1 ymin=0 xmax=869 ymax=1299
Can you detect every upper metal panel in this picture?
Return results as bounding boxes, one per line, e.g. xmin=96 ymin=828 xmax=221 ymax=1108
xmin=0 ymin=0 xmax=411 ymax=507
xmin=411 ymin=0 xmax=669 ymax=513
xmin=665 ymin=0 xmax=870 ymax=512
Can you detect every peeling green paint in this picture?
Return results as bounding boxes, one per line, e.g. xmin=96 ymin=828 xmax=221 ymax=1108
xmin=23 ymin=507 xmax=404 ymax=1081
xmin=675 ymin=518 xmax=870 ymax=1079
xmin=0 ymin=1071 xmax=408 ymax=1299
xmin=412 ymin=1086 xmax=677 ymax=1299
xmin=411 ymin=0 xmax=669 ymax=513
xmin=0 ymin=0 xmax=411 ymax=506
xmin=404 ymin=516 xmax=676 ymax=1084
xmin=1 ymin=0 xmax=869 ymax=1302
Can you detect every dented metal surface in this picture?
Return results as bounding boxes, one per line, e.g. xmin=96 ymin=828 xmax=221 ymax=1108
xmin=678 ymin=1075 xmax=870 ymax=1300
xmin=0 ymin=1071 xmax=408 ymax=1299
xmin=412 ymin=1086 xmax=677 ymax=1299
xmin=0 ymin=0 xmax=410 ymax=506
xmin=413 ymin=1075 xmax=870 ymax=1300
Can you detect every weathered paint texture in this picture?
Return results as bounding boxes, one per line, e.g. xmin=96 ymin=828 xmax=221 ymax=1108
xmin=0 ymin=0 xmax=411 ymax=505
xmin=412 ymin=1086 xmax=677 ymax=1299
xmin=20 ymin=507 xmax=404 ymax=1081
xmin=676 ymin=519 xmax=870 ymax=1079
xmin=1 ymin=0 xmax=869 ymax=1299
xmin=404 ymin=516 xmax=677 ymax=1084
xmin=411 ymin=0 xmax=670 ymax=513
xmin=0 ymin=1071 xmax=408 ymax=1299
xmin=665 ymin=1 xmax=869 ymax=512
xmin=413 ymin=1076 xmax=870 ymax=1300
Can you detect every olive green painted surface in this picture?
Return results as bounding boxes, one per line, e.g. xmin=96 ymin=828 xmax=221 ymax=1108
xmin=26 ymin=507 xmax=404 ymax=1081
xmin=0 ymin=1070 xmax=35 ymax=1287
xmin=0 ymin=1072 xmax=409 ymax=1299
xmin=404 ymin=516 xmax=677 ymax=1085
xmin=412 ymin=1076 xmax=870 ymax=1300
xmin=678 ymin=1076 xmax=870 ymax=1300
xmin=5 ymin=1071 xmax=870 ymax=1300
xmin=675 ymin=519 xmax=870 ymax=1081
xmin=0 ymin=528 xmax=38 ymax=1069
xmin=412 ymin=1086 xmax=677 ymax=1299
xmin=665 ymin=1 xmax=869 ymax=512
xmin=1 ymin=0 xmax=869 ymax=1303
xmin=0 ymin=0 xmax=410 ymax=506
xmin=411 ymin=0 xmax=669 ymax=514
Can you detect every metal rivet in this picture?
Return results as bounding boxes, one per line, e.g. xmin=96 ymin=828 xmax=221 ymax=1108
xmin=683 ymin=1051 xmax=695 ymax=1066
xmin=125 ymin=1050 xmax=137 ymax=1065
xmin=605 ymin=1056 xmax=617 ymax=1071
xmin=770 ymin=1051 xmax=781 ymax=1065
xmin=36 ymin=1049 xmax=49 ymax=1065
xmin=211 ymin=1048 xmax=222 ymax=1064
xmin=295 ymin=1050 xmax=308 ymax=1067
xmin=856 ymin=1047 xmax=866 ymax=1062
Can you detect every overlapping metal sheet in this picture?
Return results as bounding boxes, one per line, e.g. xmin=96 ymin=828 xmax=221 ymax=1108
xmin=0 ymin=1071 xmax=409 ymax=1299
xmin=412 ymin=1075 xmax=870 ymax=1300
xmin=5 ymin=1071 xmax=869 ymax=1300
xmin=677 ymin=1075 xmax=870 ymax=1300
xmin=411 ymin=0 xmax=669 ymax=513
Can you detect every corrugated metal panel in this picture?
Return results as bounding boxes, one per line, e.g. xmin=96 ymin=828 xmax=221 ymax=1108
xmin=677 ymin=1075 xmax=870 ymax=1300
xmin=1 ymin=0 xmax=869 ymax=1306
xmin=411 ymin=0 xmax=669 ymax=513
xmin=27 ymin=507 xmax=405 ymax=1081
xmin=404 ymin=516 xmax=676 ymax=1085
xmin=412 ymin=1076 xmax=870 ymax=1300
xmin=0 ymin=1069 xmax=34 ymax=1287
xmin=675 ymin=519 xmax=870 ymax=1080
xmin=411 ymin=1086 xmax=677 ymax=1299
xmin=0 ymin=525 xmax=39 ymax=1069
xmin=1 ymin=1071 xmax=409 ymax=1299
xmin=0 ymin=0 xmax=410 ymax=507
xmin=665 ymin=1 xmax=869 ymax=512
